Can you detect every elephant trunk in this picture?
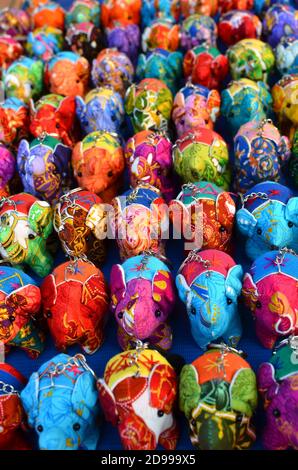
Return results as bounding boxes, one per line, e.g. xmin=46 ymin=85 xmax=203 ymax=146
xmin=39 ymin=428 xmax=78 ymax=450
xmin=198 ymin=417 xmax=234 ymax=450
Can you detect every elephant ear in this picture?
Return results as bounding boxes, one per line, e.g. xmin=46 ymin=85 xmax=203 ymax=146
xmin=277 ymin=135 xmax=291 ymax=163
xmin=125 ymin=84 xmax=136 ymax=115
xmin=149 ymin=364 xmax=177 ymax=414
xmin=8 ymin=284 xmax=41 ymax=315
xmin=20 ymin=372 xmax=40 ymax=427
xmin=58 ymin=96 xmax=76 ymax=122
xmin=225 ymin=264 xmax=243 ymax=302
xmin=230 ymin=368 xmax=258 ymax=417
xmin=136 ymin=54 xmax=146 ymax=80
xmin=168 ymin=52 xmax=183 ymax=73
xmin=258 ymin=362 xmax=279 ymax=403
xmin=81 ymin=273 xmax=109 ymax=310
xmin=236 ymin=208 xmax=257 ymax=237
xmin=152 ymin=269 xmax=176 ymax=313
xmin=97 ymin=379 xmax=118 ymax=426
xmin=216 ymin=192 xmax=236 ymax=227
xmin=40 ymin=274 xmax=57 ymax=309
xmin=220 ymin=89 xmax=231 ymax=116
xmin=207 ymin=89 xmax=221 ymax=122
xmin=110 ymin=264 xmax=126 ymax=311
xmin=71 ymin=371 xmax=98 ymax=421
xmin=28 ymin=201 xmax=53 ymax=238
xmin=31 ymin=60 xmax=43 ymax=82
xmin=75 ymin=95 xmax=87 ymax=123
xmin=17 ymin=139 xmax=30 ymax=176
xmin=176 ymin=274 xmax=191 ymax=307
xmin=285 ymin=197 xmax=298 ymax=226
xmin=53 ymin=142 xmax=72 ymax=176
xmin=242 ymin=273 xmax=259 ymax=310
xmin=85 ymin=203 xmax=108 ymax=240
xmin=179 ymin=364 xmax=200 ymax=419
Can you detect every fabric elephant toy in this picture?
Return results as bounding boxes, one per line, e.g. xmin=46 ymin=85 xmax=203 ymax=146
xmin=0 ymin=144 xmax=15 ymax=198
xmin=76 ymin=87 xmax=124 ymax=135
xmin=110 ymin=183 xmax=169 ymax=260
xmin=29 ymin=94 xmax=77 ymax=147
xmin=65 ymin=0 xmax=101 ymax=27
xmin=65 ymin=22 xmax=106 ymax=62
xmin=101 ymin=0 xmax=141 ymax=28
xmin=180 ymin=345 xmax=258 ymax=449
xmin=41 ymin=259 xmax=109 ymax=354
xmin=0 ymin=8 xmax=30 ymax=42
xmin=275 ymin=35 xmax=298 ymax=75
xmin=0 ymin=363 xmax=31 ymax=450
xmin=0 ymin=97 xmax=29 ymax=147
xmin=97 ymin=347 xmax=178 ymax=450
xmin=106 ymin=24 xmax=140 ymax=64
xmin=180 ymin=14 xmax=217 ymax=51
xmin=272 ymin=74 xmax=298 ymax=140
xmin=142 ymin=19 xmax=180 ymax=52
xmin=3 ymin=56 xmax=44 ymax=104
xmin=170 ymin=181 xmax=236 ymax=253
xmin=124 ymin=130 xmax=175 ymax=202
xmin=32 ymin=2 xmax=65 ymax=30
xmin=125 ymin=78 xmax=173 ymax=133
xmin=17 ymin=135 xmax=73 ymax=205
xmin=218 ymin=10 xmax=262 ymax=47
xmin=176 ymin=249 xmax=243 ymax=349
xmin=180 ymin=0 xmax=218 ymax=17
xmin=141 ymin=0 xmax=181 ymax=28
xmin=236 ymin=181 xmax=298 ymax=260
xmin=0 ymin=36 xmax=23 ymax=76
xmin=234 ymin=119 xmax=291 ymax=192
xmin=26 ymin=26 xmax=64 ymax=62
xmin=0 ymin=266 xmax=44 ymax=358
xmin=258 ymin=336 xmax=298 ymax=449
xmin=173 ymin=128 xmax=231 ymax=190
xmin=221 ymin=78 xmax=273 ymax=134
xmin=72 ymin=130 xmax=125 ymax=202
xmin=45 ymin=51 xmax=90 ymax=97
xmin=110 ymin=254 xmax=176 ymax=350
xmin=21 ymin=353 xmax=101 ymax=450
xmin=218 ymin=0 xmax=254 ymax=13
xmin=172 ymin=82 xmax=221 ymax=136
xmin=262 ymin=4 xmax=298 ymax=47
xmin=243 ymin=249 xmax=298 ymax=349
xmin=0 ymin=193 xmax=53 ymax=277
xmin=53 ymin=188 xmax=107 ymax=266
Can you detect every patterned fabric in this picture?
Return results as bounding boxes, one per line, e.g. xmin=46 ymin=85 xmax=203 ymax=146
xmin=3 ymin=57 xmax=44 ymax=104
xmin=32 ymin=1 xmax=65 ymax=30
xmin=263 ymin=4 xmax=298 ymax=47
xmin=142 ymin=19 xmax=180 ymax=52
xmin=141 ymin=0 xmax=181 ymax=29
xmin=272 ymin=74 xmax=298 ymax=140
xmin=276 ymin=35 xmax=298 ymax=75
xmin=180 ymin=0 xmax=218 ymax=17
xmin=0 ymin=98 xmax=29 ymax=147
xmin=101 ymin=0 xmax=141 ymax=28
xmin=218 ymin=10 xmax=262 ymax=46
xmin=0 ymin=8 xmax=30 ymax=42
xmin=26 ymin=26 xmax=64 ymax=61
xmin=0 ymin=36 xmax=23 ymax=76
xmin=106 ymin=24 xmax=140 ymax=64
xmin=218 ymin=0 xmax=254 ymax=13
xmin=180 ymin=14 xmax=217 ymax=51
xmin=290 ymin=129 xmax=298 ymax=187
xmin=65 ymin=0 xmax=101 ymax=27
xmin=0 ymin=144 xmax=15 ymax=197
xmin=65 ymin=22 xmax=106 ymax=62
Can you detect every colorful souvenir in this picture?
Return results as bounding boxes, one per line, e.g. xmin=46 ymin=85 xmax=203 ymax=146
xmin=91 ymin=48 xmax=134 ymax=97
xmin=173 ymin=128 xmax=231 ymax=190
xmin=218 ymin=10 xmax=262 ymax=47
xmin=101 ymin=0 xmax=142 ymax=29
xmin=262 ymin=4 xmax=298 ymax=48
xmin=272 ymin=74 xmax=298 ymax=140
xmin=290 ymin=129 xmax=298 ymax=187
xmin=125 ymin=130 xmax=175 ymax=202
xmin=218 ymin=0 xmax=254 ymax=13
xmin=0 ymin=363 xmax=30 ymax=450
xmin=141 ymin=0 xmax=181 ymax=28
xmin=21 ymin=353 xmax=101 ymax=450
xmin=243 ymin=249 xmax=298 ymax=349
xmin=125 ymin=78 xmax=173 ymax=133
xmin=258 ymin=336 xmax=298 ymax=450
xmin=110 ymin=254 xmax=175 ymax=350
xmin=65 ymin=22 xmax=105 ymax=62
xmin=236 ymin=182 xmax=298 ymax=260
xmin=110 ymin=184 xmax=169 ymax=260
xmin=26 ymin=26 xmax=64 ymax=61
xmin=0 ymin=193 xmax=53 ymax=277
xmin=183 ymin=45 xmax=229 ymax=90
xmin=0 ymin=8 xmax=31 ymax=43
xmin=176 ymin=250 xmax=243 ymax=349
xmin=98 ymin=346 xmax=178 ymax=450
xmin=227 ymin=39 xmax=275 ymax=83
xmin=142 ymin=19 xmax=180 ymax=52
xmin=234 ymin=120 xmax=291 ymax=192
xmin=221 ymin=78 xmax=273 ymax=134
xmin=3 ymin=57 xmax=44 ymax=104
xmin=29 ymin=94 xmax=77 ymax=147
xmin=0 ymin=144 xmax=15 ymax=198
xmin=172 ymin=82 xmax=221 ymax=136
xmin=180 ymin=0 xmax=218 ymax=17
xmin=72 ymin=130 xmax=125 ymax=202
xmin=41 ymin=259 xmax=109 ymax=353
xmin=76 ymin=87 xmax=124 ymax=135
xmin=106 ymin=24 xmax=140 ymax=64
xmin=136 ymin=49 xmax=183 ymax=95
xmin=32 ymin=1 xmax=65 ymax=30
xmin=0 ymin=35 xmax=23 ymax=76
xmin=180 ymin=345 xmax=257 ymax=449
xmin=0 ymin=98 xmax=29 ymax=147
xmin=65 ymin=0 xmax=100 ymax=26
xmin=170 ymin=182 xmax=236 ymax=253
xmin=45 ymin=51 xmax=90 ymax=97
xmin=180 ymin=14 xmax=217 ymax=51
xmin=276 ymin=35 xmax=298 ymax=75
xmin=53 ymin=188 xmax=107 ymax=265
xmin=0 ymin=266 xmax=44 ymax=358
xmin=17 ymin=135 xmax=72 ymax=205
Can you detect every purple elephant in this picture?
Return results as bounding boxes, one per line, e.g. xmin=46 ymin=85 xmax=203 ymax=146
xmin=110 ymin=254 xmax=176 ymax=351
xmin=106 ymin=24 xmax=140 ymax=65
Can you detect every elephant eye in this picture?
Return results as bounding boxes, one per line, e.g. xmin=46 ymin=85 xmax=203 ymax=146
xmin=56 ymin=123 xmax=60 ymax=129
xmin=157 ymin=169 xmax=162 ymax=176
xmin=256 ymin=300 xmax=262 ymax=309
xmin=191 ymin=419 xmax=196 ymax=427
xmin=45 ymin=310 xmax=52 ymax=319
xmin=227 ymin=298 xmax=233 ymax=305
xmin=157 ymin=410 xmax=164 ymax=417
xmin=286 ymin=103 xmax=291 ymax=108
xmin=155 ymin=309 xmax=161 ymax=317
xmin=190 ymin=307 xmax=196 ymax=315
xmin=191 ymin=170 xmax=199 ymax=179
xmin=9 ymin=315 xmax=15 ymax=322
xmin=118 ymin=311 xmax=124 ymax=319
xmin=219 ymin=226 xmax=226 ymax=233
xmin=73 ymin=423 xmax=81 ymax=431
xmin=156 ymin=110 xmax=161 ymax=116
xmin=37 ymin=425 xmax=43 ymax=432
xmin=28 ymin=233 xmax=36 ymax=240
xmin=107 ymin=170 xmax=113 ymax=177
xmin=288 ymin=221 xmax=294 ymax=228
xmin=77 ymin=171 xmax=83 ymax=177
xmin=273 ymin=408 xmax=281 ymax=418
xmin=111 ymin=115 xmax=116 ymax=122
xmin=257 ymin=228 xmax=262 ymax=235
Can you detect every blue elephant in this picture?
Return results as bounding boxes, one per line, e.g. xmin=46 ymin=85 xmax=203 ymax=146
xmin=136 ymin=48 xmax=183 ymax=95
xmin=236 ymin=181 xmax=298 ymax=260
xmin=176 ymin=250 xmax=243 ymax=350
xmin=141 ymin=0 xmax=179 ymax=29
xmin=20 ymin=353 xmax=101 ymax=450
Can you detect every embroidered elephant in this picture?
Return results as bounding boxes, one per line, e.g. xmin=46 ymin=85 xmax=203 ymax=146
xmin=183 ymin=46 xmax=229 ymax=90
xmin=0 ymin=97 xmax=29 ymax=147
xmin=272 ymin=74 xmax=298 ymax=140
xmin=3 ymin=56 xmax=44 ymax=103
xmin=142 ymin=19 xmax=180 ymax=52
xmin=141 ymin=0 xmax=180 ymax=29
xmin=101 ymin=0 xmax=141 ymax=28
xmin=106 ymin=24 xmax=140 ymax=64
xmin=65 ymin=0 xmax=101 ymax=27
xmin=276 ymin=35 xmax=298 ymax=75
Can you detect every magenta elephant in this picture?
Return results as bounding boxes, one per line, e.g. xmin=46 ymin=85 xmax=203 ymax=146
xmin=110 ymin=254 xmax=176 ymax=351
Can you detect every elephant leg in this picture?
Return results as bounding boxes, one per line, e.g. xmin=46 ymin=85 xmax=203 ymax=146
xmin=223 ymin=313 xmax=242 ymax=347
xmin=256 ymin=322 xmax=278 ymax=349
xmin=147 ymin=323 xmax=172 ymax=351
xmin=263 ymin=424 xmax=289 ymax=450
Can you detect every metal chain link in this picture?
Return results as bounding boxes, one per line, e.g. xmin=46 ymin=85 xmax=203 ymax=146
xmin=128 ymin=340 xmax=149 ymax=378
xmin=179 ymin=248 xmax=211 ymax=273
xmin=43 ymin=353 xmax=96 ymax=378
xmin=0 ymin=380 xmax=19 ymax=396
xmin=240 ymin=192 xmax=269 ymax=207
xmin=275 ymin=247 xmax=297 ymax=267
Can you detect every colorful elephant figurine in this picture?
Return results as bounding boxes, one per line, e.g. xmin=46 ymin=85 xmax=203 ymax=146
xmin=234 ymin=119 xmax=291 ymax=193
xmin=125 ymin=78 xmax=173 ymax=133
xmin=142 ymin=19 xmax=180 ymax=52
xmin=21 ymin=353 xmax=101 ymax=450
xmin=0 ymin=193 xmax=53 ymax=277
xmin=65 ymin=22 xmax=106 ymax=62
xmin=45 ymin=51 xmax=90 ymax=97
xmin=0 ymin=363 xmax=30 ymax=450
xmin=0 ymin=144 xmax=15 ymax=198
xmin=176 ymin=249 xmax=243 ymax=349
xmin=275 ymin=35 xmax=298 ymax=75
xmin=0 ymin=8 xmax=31 ymax=42
xmin=106 ymin=24 xmax=140 ymax=64
xmin=180 ymin=14 xmax=217 ymax=51
xmin=76 ymin=87 xmax=124 ymax=135
xmin=243 ymin=249 xmax=298 ymax=349
xmin=262 ymin=4 xmax=298 ymax=47
xmin=0 ymin=266 xmax=44 ymax=358
xmin=173 ymin=128 xmax=231 ymax=190
xmin=221 ymin=78 xmax=273 ymax=134
xmin=172 ymin=82 xmax=221 ymax=136
xmin=258 ymin=336 xmax=298 ymax=449
xmin=110 ymin=254 xmax=176 ymax=350
xmin=0 ymin=97 xmax=29 ymax=147
xmin=0 ymin=35 xmax=23 ymax=75
xmin=272 ymin=74 xmax=298 ymax=140
xmin=180 ymin=345 xmax=257 ymax=449
xmin=72 ymin=130 xmax=125 ymax=202
xmin=32 ymin=2 xmax=65 ymax=30
xmin=125 ymin=130 xmax=175 ymax=202
xmin=26 ymin=26 xmax=64 ymax=62
xmin=3 ymin=56 xmax=44 ymax=104
xmin=110 ymin=183 xmax=169 ymax=260
xmin=17 ymin=135 xmax=73 ymax=205
xmin=141 ymin=0 xmax=181 ymax=28
xmin=236 ymin=182 xmax=298 ymax=260
xmin=180 ymin=0 xmax=218 ymax=17
xmin=101 ymin=0 xmax=141 ymax=28
xmin=97 ymin=347 xmax=178 ymax=450
xmin=170 ymin=181 xmax=236 ymax=253
xmin=218 ymin=10 xmax=262 ymax=47
xmin=218 ymin=0 xmax=253 ymax=13
xmin=65 ymin=0 xmax=101 ymax=27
